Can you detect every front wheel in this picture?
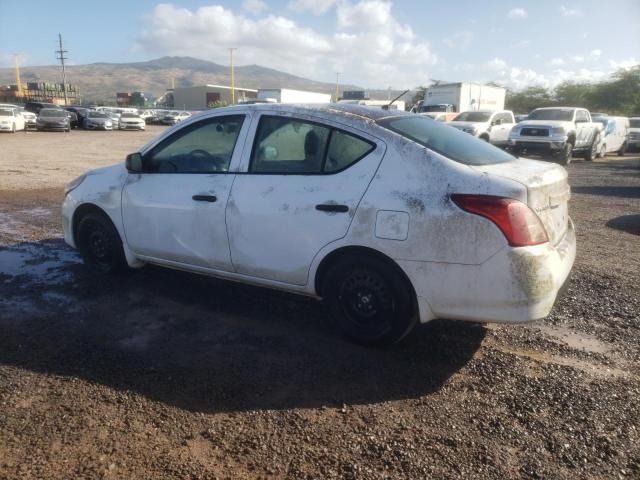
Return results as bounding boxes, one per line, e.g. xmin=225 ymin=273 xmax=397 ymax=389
xmin=583 ymin=138 xmax=598 ymax=161
xmin=324 ymin=257 xmax=417 ymax=346
xmin=555 ymin=142 xmax=573 ymax=165
xmin=77 ymin=213 xmax=127 ymax=274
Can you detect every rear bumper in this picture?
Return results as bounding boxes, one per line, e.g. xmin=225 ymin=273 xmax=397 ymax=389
xmin=398 ymin=218 xmax=576 ymax=324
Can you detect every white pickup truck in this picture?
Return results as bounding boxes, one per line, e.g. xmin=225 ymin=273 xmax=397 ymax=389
xmin=508 ymin=107 xmax=601 ymax=165
xmin=447 ymin=110 xmax=516 ymax=147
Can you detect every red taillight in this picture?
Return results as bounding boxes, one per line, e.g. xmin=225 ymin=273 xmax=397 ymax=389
xmin=451 ymin=194 xmax=548 ymax=247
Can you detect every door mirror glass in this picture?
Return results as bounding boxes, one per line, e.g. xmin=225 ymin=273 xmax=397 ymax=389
xmin=126 ymin=152 xmax=143 ymax=172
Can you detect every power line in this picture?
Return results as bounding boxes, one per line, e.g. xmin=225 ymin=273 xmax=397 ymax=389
xmin=55 ymin=33 xmax=69 ymax=105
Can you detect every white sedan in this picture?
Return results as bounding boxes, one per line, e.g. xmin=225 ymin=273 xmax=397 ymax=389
xmin=0 ymin=108 xmax=25 ymax=132
xmin=62 ymin=104 xmax=575 ymax=345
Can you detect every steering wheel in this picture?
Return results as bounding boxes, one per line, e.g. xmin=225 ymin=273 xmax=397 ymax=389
xmin=189 ymin=149 xmax=227 ymax=172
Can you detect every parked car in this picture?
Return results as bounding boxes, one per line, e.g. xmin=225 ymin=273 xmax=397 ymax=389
xmin=419 ymin=112 xmax=458 ymax=122
xmin=593 ymin=116 xmax=630 ymax=156
xmin=509 ymin=107 xmax=600 ymax=164
xmin=628 ymin=117 xmax=640 ymax=152
xmin=448 ymin=110 xmax=516 ymax=147
xmin=161 ymin=111 xmax=191 ymax=125
xmin=62 ymin=104 xmax=575 ymax=346
xmin=83 ymin=111 xmax=113 ymax=130
xmin=515 ymin=114 xmax=528 ymax=123
xmin=65 ymin=107 xmax=90 ymax=129
xmin=119 ymin=112 xmax=146 ymax=130
xmin=148 ymin=110 xmax=170 ymax=125
xmin=16 ymin=107 xmax=37 ymax=129
xmin=36 ymin=108 xmax=70 ymax=131
xmin=105 ymin=112 xmax=121 ymax=129
xmin=25 ymin=102 xmax=60 ymax=114
xmin=0 ymin=107 xmax=25 ymax=132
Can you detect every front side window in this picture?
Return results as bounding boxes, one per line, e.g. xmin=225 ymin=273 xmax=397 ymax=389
xmin=250 ymin=116 xmax=375 ymax=174
xmin=576 ymin=110 xmax=589 ymax=122
xmin=145 ymin=115 xmax=245 ymax=173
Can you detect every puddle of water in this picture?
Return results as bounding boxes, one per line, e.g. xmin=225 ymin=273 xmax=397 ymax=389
xmin=494 ymin=345 xmax=630 ymax=379
xmin=0 ymin=244 xmax=81 ymax=284
xmin=535 ymin=324 xmax=612 ymax=355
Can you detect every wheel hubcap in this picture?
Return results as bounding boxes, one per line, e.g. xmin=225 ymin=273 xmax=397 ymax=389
xmin=340 ymin=272 xmax=393 ymax=325
xmin=87 ymin=227 xmax=111 ymax=263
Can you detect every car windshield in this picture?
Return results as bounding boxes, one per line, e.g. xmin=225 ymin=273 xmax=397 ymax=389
xmin=40 ymin=109 xmax=66 ymax=117
xmin=121 ymin=113 xmax=138 ymax=118
xmin=419 ymin=105 xmax=449 ymax=112
xmin=630 ymin=119 xmax=640 ymax=128
xmin=453 ymin=112 xmax=491 ymax=122
xmin=378 ymin=115 xmax=514 ymax=166
xmin=88 ymin=112 xmax=107 ymax=118
xmin=527 ymin=109 xmax=574 ymax=121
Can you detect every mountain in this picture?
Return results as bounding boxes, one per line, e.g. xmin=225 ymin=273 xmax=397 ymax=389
xmin=0 ymin=56 xmax=411 ymax=104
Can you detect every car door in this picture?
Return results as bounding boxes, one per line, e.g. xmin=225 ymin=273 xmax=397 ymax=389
xmin=226 ymin=112 xmax=385 ymax=285
xmin=574 ymin=110 xmax=592 ymax=148
xmin=121 ymin=113 xmax=249 ymax=271
xmin=490 ymin=112 xmax=513 ymax=144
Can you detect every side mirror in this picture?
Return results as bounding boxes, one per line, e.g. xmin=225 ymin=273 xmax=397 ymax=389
xmin=126 ymin=152 xmax=143 ymax=173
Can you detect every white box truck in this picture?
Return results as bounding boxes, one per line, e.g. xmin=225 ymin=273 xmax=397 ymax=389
xmin=257 ymin=88 xmax=331 ymax=104
xmin=413 ymin=83 xmax=506 ymax=113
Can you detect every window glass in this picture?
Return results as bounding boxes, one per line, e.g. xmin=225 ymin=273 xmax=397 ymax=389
xmin=378 ymin=115 xmax=514 ymax=166
xmin=324 ymin=130 xmax=374 ymax=173
xmin=251 ymin=116 xmax=330 ymax=173
xmin=145 ymin=115 xmax=244 ymax=173
xmin=576 ymin=110 xmax=589 ymax=122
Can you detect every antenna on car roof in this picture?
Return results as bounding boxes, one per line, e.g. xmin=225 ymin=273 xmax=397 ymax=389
xmin=385 ymin=90 xmax=410 ymax=110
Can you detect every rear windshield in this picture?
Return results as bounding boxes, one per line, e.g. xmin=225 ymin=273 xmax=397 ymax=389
xmin=378 ymin=116 xmax=514 ymax=165
xmin=630 ymin=119 xmax=640 ymax=128
xmin=453 ymin=112 xmax=491 ymax=122
xmin=89 ymin=112 xmax=107 ymax=118
xmin=528 ymin=109 xmax=574 ymax=121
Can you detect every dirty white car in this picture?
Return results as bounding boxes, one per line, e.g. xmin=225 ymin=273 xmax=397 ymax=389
xmin=62 ymin=104 xmax=575 ymax=345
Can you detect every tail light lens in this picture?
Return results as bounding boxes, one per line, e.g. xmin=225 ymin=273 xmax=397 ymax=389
xmin=451 ymin=194 xmax=548 ymax=247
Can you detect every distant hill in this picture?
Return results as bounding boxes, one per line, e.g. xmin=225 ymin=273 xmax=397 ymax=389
xmin=0 ymin=56 xmax=413 ymax=104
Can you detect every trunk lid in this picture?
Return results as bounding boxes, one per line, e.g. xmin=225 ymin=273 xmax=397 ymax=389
xmin=472 ymin=158 xmax=570 ymax=245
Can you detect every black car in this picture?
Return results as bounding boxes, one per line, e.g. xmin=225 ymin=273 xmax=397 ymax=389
xmin=25 ymin=102 xmax=59 ymax=114
xmin=64 ymin=107 xmax=89 ymax=129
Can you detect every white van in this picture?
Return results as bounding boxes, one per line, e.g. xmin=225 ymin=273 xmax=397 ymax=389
xmin=628 ymin=117 xmax=640 ymax=152
xmin=593 ymin=116 xmax=630 ymax=156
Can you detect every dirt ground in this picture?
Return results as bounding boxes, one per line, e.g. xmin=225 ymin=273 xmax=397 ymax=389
xmin=0 ymin=128 xmax=639 ymax=479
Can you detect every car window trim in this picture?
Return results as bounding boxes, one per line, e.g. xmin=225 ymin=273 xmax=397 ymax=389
xmin=247 ymin=114 xmax=376 ymax=176
xmin=141 ymin=114 xmax=246 ymax=174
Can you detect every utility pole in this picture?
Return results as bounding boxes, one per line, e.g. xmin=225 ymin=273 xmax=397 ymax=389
xmin=229 ymin=48 xmax=237 ymax=105
xmin=14 ymin=54 xmax=22 ymax=98
xmin=335 ymin=72 xmax=341 ymax=102
xmin=55 ymin=33 xmax=69 ymax=105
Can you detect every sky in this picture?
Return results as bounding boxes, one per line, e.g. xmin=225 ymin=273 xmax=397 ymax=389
xmin=1 ymin=0 xmax=639 ymax=90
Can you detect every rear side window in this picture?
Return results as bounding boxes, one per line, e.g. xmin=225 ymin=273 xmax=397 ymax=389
xmin=325 ymin=130 xmax=374 ymax=173
xmin=250 ymin=116 xmax=375 ymax=174
xmin=378 ymin=116 xmax=514 ymax=166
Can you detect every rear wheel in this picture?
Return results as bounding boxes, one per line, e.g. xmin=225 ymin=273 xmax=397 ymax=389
xmin=77 ymin=212 xmax=126 ymax=274
xmin=617 ymin=142 xmax=627 ymax=156
xmin=324 ymin=256 xmax=417 ymax=346
xmin=583 ymin=138 xmax=598 ymax=161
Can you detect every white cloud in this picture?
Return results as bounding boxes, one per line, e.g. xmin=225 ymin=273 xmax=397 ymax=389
xmin=442 ymin=31 xmax=474 ymax=50
xmin=550 ymin=58 xmax=565 ymax=66
xmin=136 ymin=2 xmax=437 ymax=88
xmin=590 ymin=49 xmax=602 ymax=58
xmin=571 ymin=55 xmax=585 ymax=63
xmin=288 ymin=0 xmax=338 ymax=15
xmin=514 ymin=40 xmax=530 ymax=48
xmin=242 ymin=0 xmax=268 ymax=15
xmin=507 ymin=8 xmax=527 ymax=19
xmin=559 ymin=6 xmax=583 ymax=17
xmin=609 ymin=58 xmax=639 ymax=70
xmin=486 ymin=58 xmax=507 ymax=72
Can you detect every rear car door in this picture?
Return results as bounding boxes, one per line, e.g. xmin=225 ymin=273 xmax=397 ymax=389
xmin=121 ymin=114 xmax=248 ymax=271
xmin=226 ymin=112 xmax=385 ymax=285
xmin=490 ymin=112 xmax=514 ymax=144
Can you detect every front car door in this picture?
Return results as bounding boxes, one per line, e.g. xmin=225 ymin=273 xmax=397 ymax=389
xmin=489 ymin=112 xmax=514 ymax=145
xmin=226 ymin=112 xmax=385 ymax=285
xmin=574 ymin=109 xmax=592 ymax=148
xmin=121 ymin=113 xmax=249 ymax=271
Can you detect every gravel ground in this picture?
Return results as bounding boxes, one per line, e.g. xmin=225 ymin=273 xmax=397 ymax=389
xmin=0 ymin=130 xmax=638 ymax=479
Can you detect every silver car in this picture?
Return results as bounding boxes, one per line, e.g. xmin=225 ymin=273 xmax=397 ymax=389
xmin=84 ymin=111 xmax=113 ymax=130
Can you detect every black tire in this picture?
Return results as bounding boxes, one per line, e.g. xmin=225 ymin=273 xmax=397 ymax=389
xmin=480 ymin=134 xmax=490 ymax=142
xmin=583 ymin=138 xmax=598 ymax=161
xmin=76 ymin=212 xmax=127 ymax=274
xmin=323 ymin=256 xmax=418 ymax=346
xmin=617 ymin=142 xmax=627 ymax=156
xmin=555 ymin=142 xmax=573 ymax=165
xmin=511 ymin=147 xmax=522 ymax=157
